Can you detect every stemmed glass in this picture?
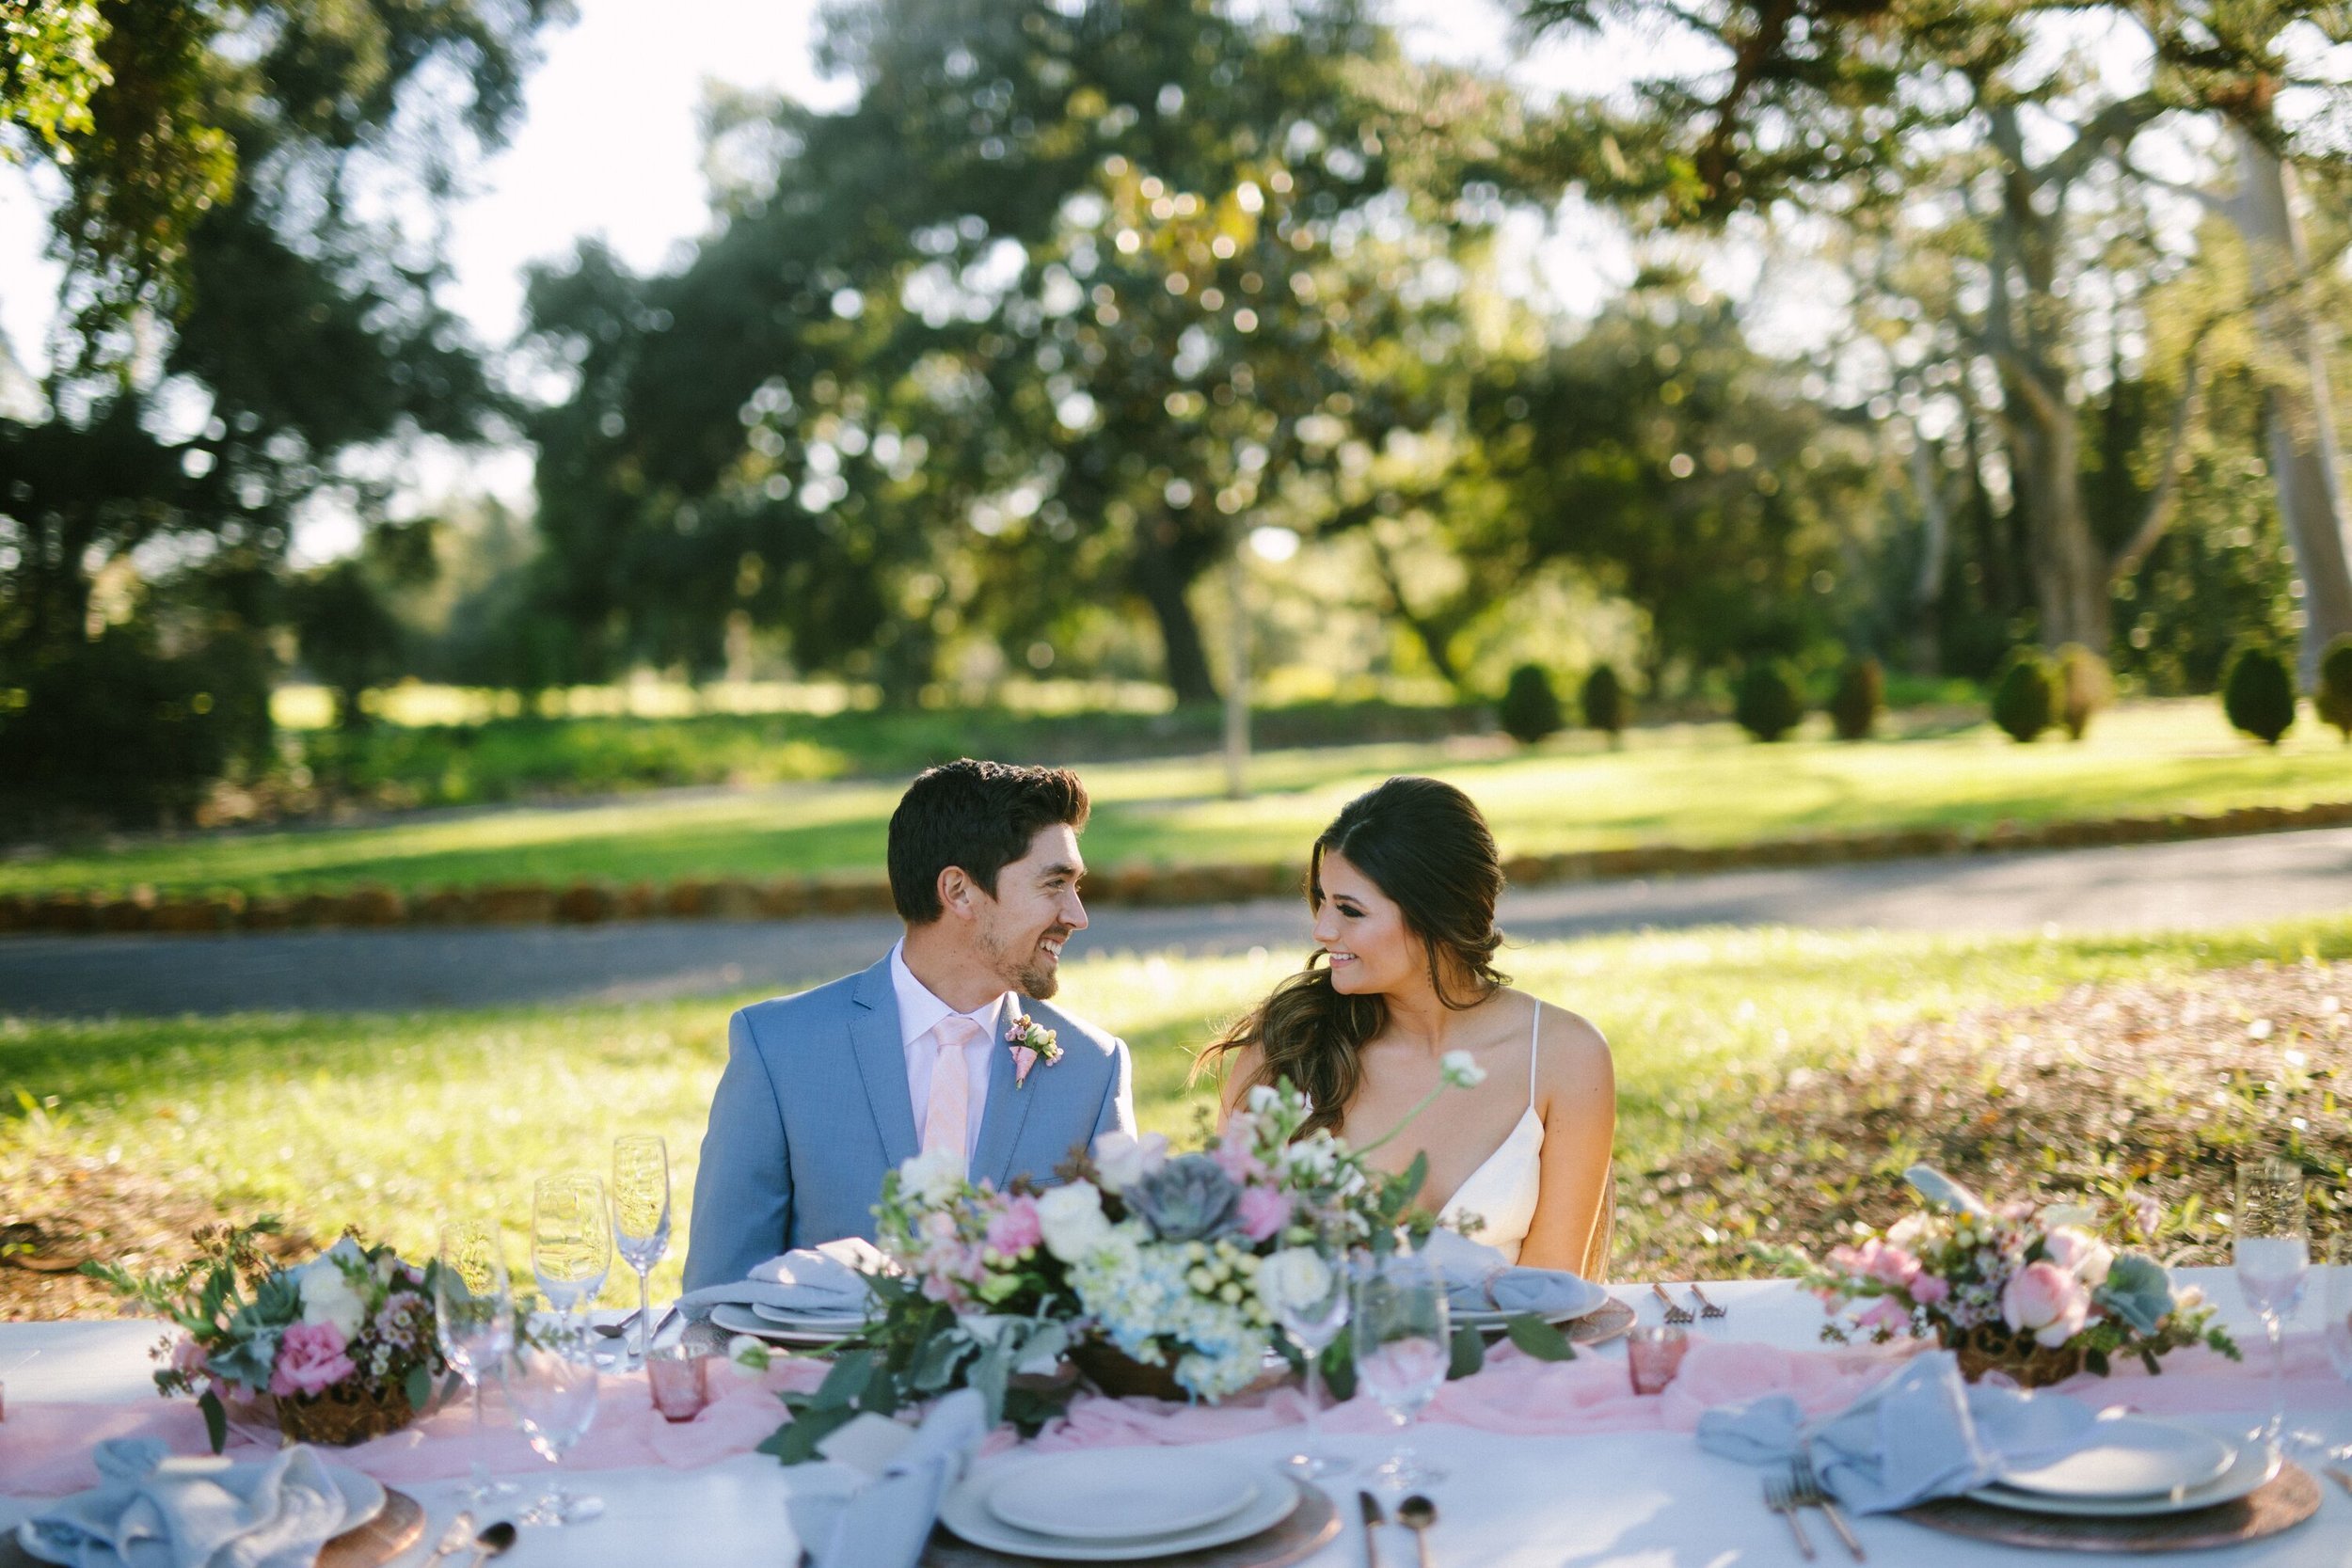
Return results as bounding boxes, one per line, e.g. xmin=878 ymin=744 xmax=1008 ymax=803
xmin=533 ymin=1174 xmax=612 ymax=1331
xmin=2322 ymin=1238 xmax=2352 ymax=1460
xmin=507 ymin=1328 xmax=604 ymax=1526
xmin=434 ymin=1220 xmax=519 ymax=1503
xmin=2233 ymin=1157 xmax=2310 ymax=1449
xmin=1353 ymin=1248 xmax=1451 ymax=1492
xmin=1271 ymin=1216 xmax=1353 ymax=1481
xmin=612 ymin=1135 xmax=672 ymax=1367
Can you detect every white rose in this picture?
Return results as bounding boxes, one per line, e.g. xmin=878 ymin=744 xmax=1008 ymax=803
xmin=1090 ymin=1131 xmax=1170 ymax=1193
xmin=1257 ymin=1247 xmax=1335 ymax=1316
xmin=898 ymin=1148 xmax=966 ymax=1208
xmin=1439 ymin=1050 xmax=1486 ymax=1089
xmin=2042 ymin=1226 xmax=2115 ymax=1286
xmin=1246 ymin=1085 xmax=1283 ymax=1115
xmin=298 ymin=1265 xmax=367 ymax=1340
xmin=1035 ymin=1181 xmax=1113 ymax=1262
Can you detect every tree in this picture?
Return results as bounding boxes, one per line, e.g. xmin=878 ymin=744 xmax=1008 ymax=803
xmin=1497 ymin=663 xmax=1564 ymax=744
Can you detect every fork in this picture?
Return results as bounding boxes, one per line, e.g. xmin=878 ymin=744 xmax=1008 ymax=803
xmin=1791 ymin=1450 xmax=1864 ymax=1560
xmin=1651 ymin=1283 xmax=1694 ymax=1325
xmin=1763 ymin=1473 xmax=1815 ymax=1560
xmin=1688 ymin=1283 xmax=1727 ymax=1321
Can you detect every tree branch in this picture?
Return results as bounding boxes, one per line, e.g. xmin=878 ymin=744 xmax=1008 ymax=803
xmin=2108 ymin=331 xmax=2212 ymax=582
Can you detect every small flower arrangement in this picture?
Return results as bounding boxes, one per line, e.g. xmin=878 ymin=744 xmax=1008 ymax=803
xmin=83 ymin=1220 xmax=487 ymax=1450
xmin=1005 ymin=1014 xmax=1061 ymax=1087
xmin=1767 ymin=1167 xmax=2237 ymax=1386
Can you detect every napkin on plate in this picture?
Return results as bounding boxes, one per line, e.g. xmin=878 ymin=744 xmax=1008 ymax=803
xmin=1696 ymin=1349 xmax=2101 ymax=1513
xmin=679 ymin=1236 xmax=888 ymax=1320
xmin=22 ymin=1437 xmax=351 ymax=1568
xmin=1420 ymin=1228 xmax=1605 ymax=1318
xmin=785 ymin=1388 xmax=987 ymax=1568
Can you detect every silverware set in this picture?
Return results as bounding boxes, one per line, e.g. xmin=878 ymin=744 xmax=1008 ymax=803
xmin=1765 ymin=1453 xmax=1866 ymax=1560
xmin=1359 ymin=1489 xmax=1441 ymax=1568
xmin=1649 ymin=1282 xmax=1725 ymax=1324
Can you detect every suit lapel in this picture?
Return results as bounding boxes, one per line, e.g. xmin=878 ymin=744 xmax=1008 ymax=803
xmin=970 ymin=994 xmax=1036 ymax=1189
xmin=848 ymin=957 xmax=921 ymax=1170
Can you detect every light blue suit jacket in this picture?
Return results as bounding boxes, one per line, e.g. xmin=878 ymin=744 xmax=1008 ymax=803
xmin=682 ymin=954 xmax=1136 ymax=1291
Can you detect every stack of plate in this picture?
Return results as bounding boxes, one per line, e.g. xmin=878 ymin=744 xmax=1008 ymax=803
xmin=707 ymin=1300 xmax=874 ymax=1345
xmin=940 ymin=1449 xmax=1302 ymax=1560
xmin=1966 ymin=1418 xmax=2276 ymax=1518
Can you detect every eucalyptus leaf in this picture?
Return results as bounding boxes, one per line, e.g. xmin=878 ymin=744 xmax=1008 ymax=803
xmin=404 ymin=1364 xmax=431 ymax=1414
xmin=1446 ymin=1323 xmax=1485 ymax=1380
xmin=1503 ymin=1314 xmax=1577 ymax=1362
xmin=199 ymin=1387 xmax=228 ymax=1455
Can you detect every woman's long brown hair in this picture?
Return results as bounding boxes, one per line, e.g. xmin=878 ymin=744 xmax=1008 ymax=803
xmin=1197 ymin=776 xmax=1508 ymax=1135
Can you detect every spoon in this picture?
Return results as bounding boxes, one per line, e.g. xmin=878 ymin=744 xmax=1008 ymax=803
xmin=421 ymin=1510 xmax=476 ymax=1564
xmin=1396 ymin=1495 xmax=1437 ymax=1568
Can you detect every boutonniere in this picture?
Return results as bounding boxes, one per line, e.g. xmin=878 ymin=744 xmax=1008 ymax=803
xmin=1005 ymin=1013 xmax=1061 ymax=1088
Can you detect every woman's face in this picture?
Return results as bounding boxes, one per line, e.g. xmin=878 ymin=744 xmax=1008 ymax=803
xmin=1311 ymin=848 xmax=1422 ymax=996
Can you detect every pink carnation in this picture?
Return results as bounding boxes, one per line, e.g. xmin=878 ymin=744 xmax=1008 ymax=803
xmin=2002 ymin=1260 xmax=2090 ymax=1348
xmin=1909 ymin=1274 xmax=1951 ymax=1305
xmin=984 ymin=1196 xmax=1042 ymax=1259
xmin=269 ymin=1320 xmax=357 ymax=1397
xmin=1236 ymin=1185 xmax=1292 ymax=1243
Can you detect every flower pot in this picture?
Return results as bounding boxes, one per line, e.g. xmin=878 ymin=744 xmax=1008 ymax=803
xmin=274 ymin=1380 xmax=419 ymax=1446
xmin=1068 ymin=1338 xmax=1189 ymax=1402
xmin=1942 ymin=1325 xmax=2085 ymax=1389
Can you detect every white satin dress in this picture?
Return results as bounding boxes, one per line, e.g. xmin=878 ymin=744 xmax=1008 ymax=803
xmin=1437 ymin=1003 xmax=1546 ymax=1264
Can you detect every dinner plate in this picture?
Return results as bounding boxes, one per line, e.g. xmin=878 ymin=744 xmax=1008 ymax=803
xmin=1453 ymin=1301 xmax=1603 ymax=1328
xmin=709 ymin=1301 xmax=869 ymax=1344
xmin=985 ymin=1449 xmax=1260 ymax=1540
xmin=749 ymin=1300 xmax=871 ymax=1329
xmin=15 ymin=1461 xmax=386 ymax=1565
xmin=1969 ymin=1433 xmax=2280 ymax=1518
xmin=1996 ymin=1418 xmax=2234 ymax=1498
xmin=941 ymin=1465 xmax=1302 ymax=1560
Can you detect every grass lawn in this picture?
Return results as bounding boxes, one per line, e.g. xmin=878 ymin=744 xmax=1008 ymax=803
xmin=8 ymin=699 xmax=2347 ymax=902
xmin=8 ymin=911 xmax=2349 ymax=1318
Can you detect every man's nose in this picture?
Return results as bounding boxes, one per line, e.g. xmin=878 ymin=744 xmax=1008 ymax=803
xmin=1063 ymin=890 xmax=1089 ymax=930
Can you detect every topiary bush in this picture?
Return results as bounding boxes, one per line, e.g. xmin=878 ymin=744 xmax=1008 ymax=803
xmin=2318 ymin=637 xmax=2352 ymax=743
xmin=2222 ymin=644 xmax=2296 ymax=746
xmin=2054 ymin=643 xmax=2112 ymax=742
xmin=1497 ymin=662 xmax=1565 ymax=745
xmin=1734 ymin=659 xmax=1806 ymax=742
xmin=1991 ymin=648 xmax=2056 ymax=742
xmin=1829 ymin=656 xmax=1883 ymax=741
xmin=1581 ymin=662 xmax=1629 ymax=744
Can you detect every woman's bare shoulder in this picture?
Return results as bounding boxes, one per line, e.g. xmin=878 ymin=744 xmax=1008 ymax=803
xmin=1518 ymin=993 xmax=1613 ymax=1095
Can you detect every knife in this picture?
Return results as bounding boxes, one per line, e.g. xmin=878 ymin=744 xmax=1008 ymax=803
xmin=1358 ymin=1489 xmax=1387 ymax=1568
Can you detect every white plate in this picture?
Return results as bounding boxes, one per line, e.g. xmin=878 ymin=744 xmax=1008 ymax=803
xmin=985 ymin=1449 xmax=1259 ymax=1540
xmin=1969 ymin=1432 xmax=2279 ymax=1518
xmin=1996 ymin=1417 xmax=2234 ymax=1498
xmin=16 ymin=1461 xmax=386 ymax=1565
xmin=749 ymin=1301 xmax=870 ymax=1329
xmin=941 ymin=1465 xmax=1301 ymax=1560
xmin=710 ymin=1301 xmax=869 ymax=1344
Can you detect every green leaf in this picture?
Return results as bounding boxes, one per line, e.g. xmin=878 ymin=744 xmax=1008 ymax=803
xmin=199 ymin=1387 xmax=227 ymax=1454
xmin=405 ymin=1364 xmax=432 ymax=1414
xmin=1320 ymin=1333 xmax=1357 ymax=1402
xmin=967 ymin=1339 xmax=1011 ymax=1429
xmin=758 ymin=1402 xmax=859 ymax=1465
xmin=910 ymin=1330 xmax=975 ymax=1393
xmin=1503 ymin=1314 xmax=1576 ymax=1362
xmin=814 ymin=1350 xmax=876 ymax=1407
xmin=1446 ymin=1323 xmax=1485 ymax=1381
xmin=1394 ymin=1151 xmax=1429 ymax=1209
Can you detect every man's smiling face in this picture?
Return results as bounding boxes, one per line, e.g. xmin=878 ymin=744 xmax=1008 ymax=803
xmin=973 ymin=822 xmax=1088 ymax=998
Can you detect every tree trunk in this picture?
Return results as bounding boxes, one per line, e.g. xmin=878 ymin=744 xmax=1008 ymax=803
xmin=1908 ymin=433 xmax=1950 ymax=673
xmin=2000 ymin=364 xmax=2110 ymax=653
xmin=2227 ymin=124 xmax=2352 ymax=689
xmin=1132 ymin=535 xmax=1219 ymax=704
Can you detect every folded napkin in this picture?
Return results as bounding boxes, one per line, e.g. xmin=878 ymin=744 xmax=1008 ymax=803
xmin=1697 ymin=1350 xmax=2100 ymax=1513
xmin=785 ymin=1388 xmax=987 ymax=1568
xmin=680 ymin=1237 xmax=889 ymax=1321
xmin=23 ymin=1437 xmax=350 ymax=1568
xmin=1421 ymin=1228 xmax=1604 ymax=1318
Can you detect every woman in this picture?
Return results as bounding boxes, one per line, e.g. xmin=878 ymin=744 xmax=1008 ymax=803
xmin=1203 ymin=776 xmax=1616 ymax=1274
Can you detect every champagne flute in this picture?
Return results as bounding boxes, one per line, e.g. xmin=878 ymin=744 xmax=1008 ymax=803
xmin=612 ymin=1134 xmax=672 ymax=1367
xmin=1270 ymin=1215 xmax=1353 ymax=1480
xmin=533 ymin=1174 xmax=612 ymax=1332
xmin=1353 ymin=1248 xmax=1451 ymax=1491
xmin=507 ymin=1329 xmax=604 ymax=1526
xmin=2233 ymin=1157 xmax=2309 ymax=1449
xmin=434 ymin=1220 xmax=520 ymax=1503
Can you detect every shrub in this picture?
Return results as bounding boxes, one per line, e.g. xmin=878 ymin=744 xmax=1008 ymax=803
xmin=2318 ymin=637 xmax=2352 ymax=743
xmin=2054 ymin=643 xmax=2113 ymax=742
xmin=1990 ymin=648 xmax=2056 ymax=742
xmin=1581 ymin=662 xmax=1629 ymax=743
xmin=1496 ymin=663 xmax=1565 ymax=745
xmin=1828 ymin=656 xmax=1883 ymax=741
xmin=1734 ymin=659 xmax=1805 ymax=742
xmin=2222 ymin=644 xmax=2296 ymax=746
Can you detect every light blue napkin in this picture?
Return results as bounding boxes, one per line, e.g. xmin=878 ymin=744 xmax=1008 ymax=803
xmin=784 ymin=1389 xmax=988 ymax=1568
xmin=680 ymin=1237 xmax=887 ymax=1321
xmin=1696 ymin=1351 xmax=2101 ymax=1513
xmin=24 ymin=1438 xmax=350 ymax=1568
xmin=1421 ymin=1227 xmax=1604 ymax=1318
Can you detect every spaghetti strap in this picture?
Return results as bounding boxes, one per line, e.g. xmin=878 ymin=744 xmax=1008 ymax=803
xmin=1526 ymin=999 xmax=1541 ymax=1108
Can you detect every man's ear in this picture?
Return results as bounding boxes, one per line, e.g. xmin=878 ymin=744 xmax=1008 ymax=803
xmin=936 ymin=864 xmax=980 ymax=920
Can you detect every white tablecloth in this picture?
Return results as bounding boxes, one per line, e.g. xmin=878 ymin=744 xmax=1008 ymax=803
xmin=6 ymin=1270 xmax=2348 ymax=1565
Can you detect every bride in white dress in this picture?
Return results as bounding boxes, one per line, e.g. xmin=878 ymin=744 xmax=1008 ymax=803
xmin=1204 ymin=777 xmax=1616 ymax=1275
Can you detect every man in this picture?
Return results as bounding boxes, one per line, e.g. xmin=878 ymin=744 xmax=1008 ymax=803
xmin=682 ymin=758 xmax=1136 ymax=1290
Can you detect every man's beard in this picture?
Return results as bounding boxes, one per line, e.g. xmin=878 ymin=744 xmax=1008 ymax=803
xmin=984 ymin=924 xmax=1064 ymax=1000
xmin=1016 ymin=958 xmax=1060 ymax=1000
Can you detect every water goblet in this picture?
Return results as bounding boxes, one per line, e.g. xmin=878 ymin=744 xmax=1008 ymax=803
xmin=434 ymin=1220 xmax=519 ymax=1503
xmin=1353 ymin=1248 xmax=1451 ymax=1492
xmin=533 ymin=1174 xmax=612 ymax=1330
xmin=507 ymin=1330 xmax=604 ymax=1526
xmin=2234 ymin=1157 xmax=2310 ymax=1449
xmin=612 ymin=1134 xmax=672 ymax=1366
xmin=1269 ymin=1217 xmax=1353 ymax=1480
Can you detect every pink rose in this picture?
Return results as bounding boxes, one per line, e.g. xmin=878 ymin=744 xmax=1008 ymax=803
xmin=984 ymin=1196 xmax=1042 ymax=1259
xmin=2001 ymin=1261 xmax=2090 ymax=1348
xmin=1236 ymin=1185 xmax=1292 ymax=1243
xmin=1909 ymin=1274 xmax=1951 ymax=1305
xmin=269 ymin=1321 xmax=357 ymax=1397
xmin=1830 ymin=1239 xmax=1919 ymax=1291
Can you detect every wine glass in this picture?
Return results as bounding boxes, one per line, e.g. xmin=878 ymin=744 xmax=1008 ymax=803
xmin=612 ymin=1134 xmax=672 ymax=1366
xmin=2233 ymin=1157 xmax=2309 ymax=1449
xmin=2322 ymin=1238 xmax=2352 ymax=1460
xmin=1270 ymin=1216 xmax=1353 ymax=1481
xmin=533 ymin=1174 xmax=612 ymax=1330
xmin=434 ymin=1220 xmax=519 ymax=1503
xmin=507 ymin=1329 xmax=604 ymax=1526
xmin=1353 ymin=1248 xmax=1451 ymax=1491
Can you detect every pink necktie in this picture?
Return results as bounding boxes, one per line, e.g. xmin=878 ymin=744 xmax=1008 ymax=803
xmin=920 ymin=1014 xmax=985 ymax=1170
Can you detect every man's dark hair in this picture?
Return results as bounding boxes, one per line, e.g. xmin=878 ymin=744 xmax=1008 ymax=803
xmin=887 ymin=759 xmax=1090 ymax=923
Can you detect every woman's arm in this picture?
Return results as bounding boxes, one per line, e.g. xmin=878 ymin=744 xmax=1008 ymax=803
xmin=1517 ymin=1006 xmax=1617 ymax=1275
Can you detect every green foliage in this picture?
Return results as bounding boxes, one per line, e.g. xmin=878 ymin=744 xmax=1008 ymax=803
xmin=1581 ymin=662 xmax=1629 ymax=739
xmin=1733 ymin=659 xmax=1805 ymax=742
xmin=1991 ymin=649 xmax=2057 ymax=743
xmin=2222 ymin=644 xmax=2296 ymax=746
xmin=1828 ymin=656 xmax=1883 ymax=741
xmin=2316 ymin=638 xmax=2352 ymax=742
xmin=1497 ymin=663 xmax=1565 ymax=745
xmin=2055 ymin=644 xmax=2113 ymax=741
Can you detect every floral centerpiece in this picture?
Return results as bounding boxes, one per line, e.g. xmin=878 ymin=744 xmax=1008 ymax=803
xmin=1768 ymin=1167 xmax=2237 ymax=1387
xmin=84 ymin=1219 xmax=479 ymax=1450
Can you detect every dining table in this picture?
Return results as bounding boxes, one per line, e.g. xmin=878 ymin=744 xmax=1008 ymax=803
xmin=4 ymin=1267 xmax=2348 ymax=1566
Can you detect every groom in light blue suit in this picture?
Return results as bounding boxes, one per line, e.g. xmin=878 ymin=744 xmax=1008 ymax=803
xmin=683 ymin=759 xmax=1136 ymax=1291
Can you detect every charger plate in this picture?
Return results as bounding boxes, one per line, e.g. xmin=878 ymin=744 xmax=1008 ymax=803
xmin=924 ymin=1481 xmax=1339 ymax=1568
xmin=5 ymin=1488 xmax=422 ymax=1568
xmin=1471 ymin=1295 xmax=1634 ymax=1348
xmin=1899 ymin=1463 xmax=2320 ymax=1554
